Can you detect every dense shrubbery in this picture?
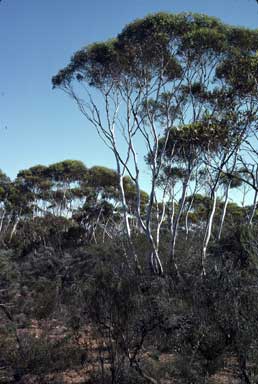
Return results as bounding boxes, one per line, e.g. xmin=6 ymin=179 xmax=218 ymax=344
xmin=1 ymin=216 xmax=258 ymax=383
xmin=1 ymin=161 xmax=258 ymax=383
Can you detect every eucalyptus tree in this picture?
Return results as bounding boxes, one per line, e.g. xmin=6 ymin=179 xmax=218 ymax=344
xmin=86 ymin=166 xmax=119 ymax=202
xmin=215 ymin=32 xmax=258 ymax=223
xmin=156 ymin=119 xmax=228 ymax=268
xmin=46 ymin=160 xmax=88 ymax=216
xmin=198 ymin=88 xmax=258 ymax=272
xmin=17 ymin=165 xmax=51 ymax=217
xmin=74 ymin=166 xmax=149 ymax=242
xmin=75 ymin=166 xmax=120 ymax=241
xmin=217 ymin=171 xmax=242 ymax=240
xmin=2 ymin=179 xmax=35 ymax=241
xmin=122 ymin=175 xmax=148 ymax=210
xmin=183 ymin=194 xmax=210 ymax=227
xmin=183 ymin=168 xmax=205 ymax=239
xmin=53 ymin=12 xmax=258 ymax=274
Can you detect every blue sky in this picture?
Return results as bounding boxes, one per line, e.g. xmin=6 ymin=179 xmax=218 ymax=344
xmin=0 ymin=0 xmax=257 ymax=180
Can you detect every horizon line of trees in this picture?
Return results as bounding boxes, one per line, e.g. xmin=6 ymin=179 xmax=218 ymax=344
xmin=0 ymin=157 xmax=258 ymax=260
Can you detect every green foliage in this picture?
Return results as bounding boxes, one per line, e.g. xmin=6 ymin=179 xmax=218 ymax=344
xmin=217 ymin=53 xmax=258 ymax=95
xmin=1 ymin=209 xmax=258 ymax=383
xmin=160 ymin=120 xmax=229 ymax=162
xmin=53 ymin=11 xmax=258 ymax=92
xmin=1 ymin=332 xmax=86 ymax=380
xmin=47 ymin=159 xmax=87 ymax=182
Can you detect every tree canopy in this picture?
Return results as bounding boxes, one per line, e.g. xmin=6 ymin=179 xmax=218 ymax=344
xmin=53 ymin=12 xmax=258 ymax=274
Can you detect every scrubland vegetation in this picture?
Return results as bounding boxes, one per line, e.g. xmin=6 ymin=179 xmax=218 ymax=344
xmin=1 ymin=11 xmax=258 ymax=383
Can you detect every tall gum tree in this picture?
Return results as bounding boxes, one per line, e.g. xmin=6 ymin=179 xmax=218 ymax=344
xmin=53 ymin=12 xmax=258 ymax=274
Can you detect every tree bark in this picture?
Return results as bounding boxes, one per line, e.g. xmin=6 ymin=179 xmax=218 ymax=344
xmin=202 ymin=190 xmax=217 ymax=275
xmin=217 ymin=180 xmax=231 ymax=240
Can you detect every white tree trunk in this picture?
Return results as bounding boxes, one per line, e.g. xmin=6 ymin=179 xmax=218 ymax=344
xmin=185 ymin=194 xmax=195 ymax=240
xmin=217 ymin=181 xmax=231 ymax=240
xmin=118 ymin=172 xmax=140 ymax=270
xmin=169 ymin=176 xmax=190 ymax=266
xmin=9 ymin=217 xmax=20 ymax=242
xmin=248 ymin=189 xmax=258 ymax=226
xmin=0 ymin=208 xmax=6 ymax=233
xmin=202 ymin=190 xmax=217 ymax=275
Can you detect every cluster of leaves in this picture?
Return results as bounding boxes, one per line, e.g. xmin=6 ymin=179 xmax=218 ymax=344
xmin=53 ymin=12 xmax=258 ymax=99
